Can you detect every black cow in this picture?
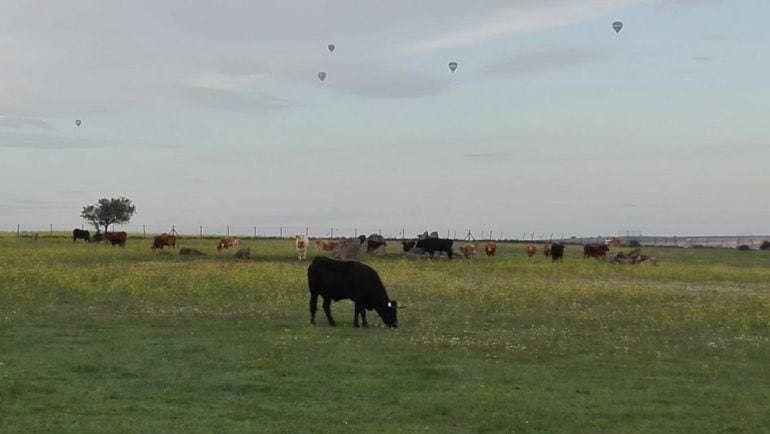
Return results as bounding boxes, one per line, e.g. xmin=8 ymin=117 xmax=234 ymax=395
xmin=550 ymin=242 xmax=565 ymax=262
xmin=415 ymin=238 xmax=454 ymax=259
xmin=307 ymin=256 xmax=398 ymax=328
xmin=402 ymin=240 xmax=417 ymax=252
xmin=72 ymin=228 xmax=90 ymax=243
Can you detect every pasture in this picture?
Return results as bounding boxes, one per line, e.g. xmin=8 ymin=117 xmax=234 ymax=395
xmin=1 ymin=234 xmax=769 ymax=433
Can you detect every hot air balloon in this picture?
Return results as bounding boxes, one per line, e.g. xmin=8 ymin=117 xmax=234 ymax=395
xmin=612 ymin=21 xmax=623 ymax=34
xmin=328 ymin=44 xmax=335 ymax=53
xmin=318 ymin=71 xmax=327 ymax=81
xmin=448 ymin=61 xmax=458 ymax=72
xmin=75 ymin=120 xmax=82 ymax=127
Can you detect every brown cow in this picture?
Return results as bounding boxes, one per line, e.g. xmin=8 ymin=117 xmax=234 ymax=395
xmin=152 ymin=233 xmax=177 ymax=250
xmin=526 ymin=244 xmax=536 ymax=258
xmin=583 ymin=243 xmax=610 ymax=259
xmin=104 ymin=231 xmax=127 ymax=247
xmin=315 ymin=239 xmax=338 ymax=252
xmin=217 ymin=236 xmax=239 ymax=252
xmin=485 ymin=241 xmax=497 ymax=257
xmin=544 ymin=244 xmax=551 ymax=257
xmin=459 ymin=244 xmax=477 ymax=259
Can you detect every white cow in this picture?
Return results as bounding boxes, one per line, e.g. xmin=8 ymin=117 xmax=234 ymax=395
xmin=295 ymin=235 xmax=309 ymax=261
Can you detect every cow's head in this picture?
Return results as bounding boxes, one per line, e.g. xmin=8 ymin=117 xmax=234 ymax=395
xmin=377 ymin=300 xmax=399 ymax=328
xmin=402 ymin=240 xmax=416 ymax=252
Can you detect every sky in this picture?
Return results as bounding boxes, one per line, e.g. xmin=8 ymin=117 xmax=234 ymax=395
xmin=1 ymin=0 xmax=768 ymax=238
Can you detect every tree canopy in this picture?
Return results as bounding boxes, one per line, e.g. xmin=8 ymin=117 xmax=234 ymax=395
xmin=81 ymin=197 xmax=136 ymax=233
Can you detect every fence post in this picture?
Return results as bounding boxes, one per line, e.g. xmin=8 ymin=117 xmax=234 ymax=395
xmin=305 ymin=227 xmax=309 ymax=237
xmin=17 ymin=224 xmax=20 ymax=238
xmin=330 ymin=228 xmax=334 ymax=238
xmin=227 ymin=225 xmax=230 ymax=237
xmin=143 ymin=224 xmax=146 ymax=238
xmin=354 ymin=228 xmax=357 ymax=237
xmin=280 ymin=227 xmax=283 ymax=238
xmin=253 ymin=226 xmax=257 ymax=238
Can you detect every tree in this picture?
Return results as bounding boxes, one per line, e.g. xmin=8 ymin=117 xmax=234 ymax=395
xmin=81 ymin=197 xmax=137 ymax=234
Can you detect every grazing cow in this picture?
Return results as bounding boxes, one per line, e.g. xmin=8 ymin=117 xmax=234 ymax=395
xmin=544 ymin=244 xmax=551 ymax=258
xmin=415 ymin=237 xmax=454 ymax=259
xmin=315 ymin=239 xmax=338 ymax=252
xmin=307 ymin=256 xmax=399 ymax=328
xmin=402 ymin=240 xmax=417 ymax=252
xmin=295 ymin=235 xmax=309 ymax=261
xmin=217 ymin=236 xmax=238 ymax=252
xmin=550 ymin=242 xmax=565 ymax=262
xmin=104 ymin=231 xmax=128 ymax=247
xmin=152 ymin=233 xmax=177 ymax=250
xmin=234 ymin=247 xmax=251 ymax=260
xmin=526 ymin=244 xmax=536 ymax=258
xmin=361 ymin=234 xmax=387 ymax=257
xmin=72 ymin=228 xmax=90 ymax=243
xmin=179 ymin=247 xmax=206 ymax=256
xmin=459 ymin=244 xmax=477 ymax=259
xmin=485 ymin=241 xmax=497 ymax=257
xmin=583 ymin=243 xmax=610 ymax=259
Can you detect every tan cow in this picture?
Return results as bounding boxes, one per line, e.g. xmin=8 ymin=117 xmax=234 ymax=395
xmin=314 ymin=239 xmax=338 ymax=252
xmin=526 ymin=244 xmax=536 ymax=258
xmin=217 ymin=236 xmax=239 ymax=252
xmin=459 ymin=243 xmax=477 ymax=259
xmin=295 ymin=235 xmax=309 ymax=261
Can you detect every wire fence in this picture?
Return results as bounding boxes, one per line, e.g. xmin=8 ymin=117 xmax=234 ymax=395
xmin=8 ymin=224 xmax=572 ymax=242
xmin=6 ymin=224 xmax=770 ymax=248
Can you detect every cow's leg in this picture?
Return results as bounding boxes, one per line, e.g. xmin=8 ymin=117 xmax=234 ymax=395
xmin=322 ymin=297 xmax=336 ymax=326
xmin=352 ymin=302 xmax=367 ymax=328
xmin=309 ymin=292 xmax=318 ymax=324
xmin=359 ymin=304 xmax=368 ymax=328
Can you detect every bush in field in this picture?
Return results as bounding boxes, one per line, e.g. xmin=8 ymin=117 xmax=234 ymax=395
xmin=627 ymin=239 xmax=641 ymax=248
xmin=737 ymin=245 xmax=751 ymax=251
xmin=760 ymin=241 xmax=770 ymax=251
xmin=81 ymin=197 xmax=136 ymax=233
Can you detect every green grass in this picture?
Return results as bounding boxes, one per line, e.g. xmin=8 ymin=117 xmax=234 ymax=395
xmin=1 ymin=234 xmax=769 ymax=433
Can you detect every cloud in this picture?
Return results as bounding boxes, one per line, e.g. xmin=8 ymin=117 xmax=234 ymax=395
xmin=172 ymin=85 xmax=296 ymax=112
xmin=483 ymin=47 xmax=609 ymax=77
xmin=0 ymin=0 xmax=717 ymax=118
xmin=0 ymin=115 xmax=55 ymax=130
xmin=322 ymin=66 xmax=451 ymax=99
xmin=0 ymin=131 xmax=177 ymax=150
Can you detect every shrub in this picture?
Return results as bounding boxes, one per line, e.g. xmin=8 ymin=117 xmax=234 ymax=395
xmin=628 ymin=240 xmax=641 ymax=248
xmin=760 ymin=241 xmax=770 ymax=251
xmin=737 ymin=245 xmax=751 ymax=251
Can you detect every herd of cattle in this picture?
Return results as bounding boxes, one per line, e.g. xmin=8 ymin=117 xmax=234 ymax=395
xmin=71 ymin=228 xmax=622 ymax=263
xmin=71 ymin=228 xmax=648 ymax=329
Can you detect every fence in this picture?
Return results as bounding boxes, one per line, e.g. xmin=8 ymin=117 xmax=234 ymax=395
xmin=6 ymin=224 xmax=770 ymax=247
xmin=7 ymin=224 xmax=519 ymax=241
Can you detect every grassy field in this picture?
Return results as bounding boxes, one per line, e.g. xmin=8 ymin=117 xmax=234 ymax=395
xmin=1 ymin=233 xmax=769 ymax=433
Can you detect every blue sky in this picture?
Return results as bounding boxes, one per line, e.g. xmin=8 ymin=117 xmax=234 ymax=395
xmin=1 ymin=0 xmax=768 ymax=237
